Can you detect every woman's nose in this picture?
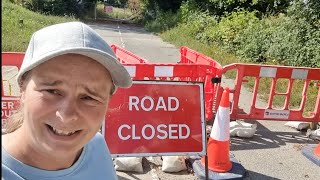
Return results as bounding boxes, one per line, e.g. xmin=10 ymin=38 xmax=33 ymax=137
xmin=55 ymin=98 xmax=79 ymax=123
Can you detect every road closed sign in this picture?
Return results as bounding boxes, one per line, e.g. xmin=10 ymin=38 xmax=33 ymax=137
xmin=105 ymin=81 xmax=206 ymax=157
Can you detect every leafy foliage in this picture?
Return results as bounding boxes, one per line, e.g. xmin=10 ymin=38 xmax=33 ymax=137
xmin=105 ymin=0 xmax=128 ymax=8
xmin=169 ymin=0 xmax=320 ymax=68
xmin=287 ymin=0 xmax=320 ymax=26
xmin=144 ymin=10 xmax=179 ymax=32
xmin=207 ymin=9 xmax=259 ymax=52
xmin=23 ymin=0 xmax=97 ymax=18
xmin=183 ymin=0 xmax=291 ymax=17
xmin=141 ymin=0 xmax=183 ymax=13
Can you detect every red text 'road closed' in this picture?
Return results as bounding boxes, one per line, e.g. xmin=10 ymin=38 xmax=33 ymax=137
xmin=105 ymin=81 xmax=206 ymax=157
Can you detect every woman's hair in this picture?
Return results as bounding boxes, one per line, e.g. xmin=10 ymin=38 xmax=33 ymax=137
xmin=3 ymin=106 xmax=23 ymax=134
xmin=3 ymin=72 xmax=30 ymax=134
xmin=2 ymin=70 xmax=115 ymax=134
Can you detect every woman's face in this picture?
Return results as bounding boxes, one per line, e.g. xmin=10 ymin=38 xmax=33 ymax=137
xmin=20 ymin=54 xmax=113 ymax=158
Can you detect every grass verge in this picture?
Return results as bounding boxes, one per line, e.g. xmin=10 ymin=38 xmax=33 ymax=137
xmin=2 ymin=0 xmax=76 ymax=52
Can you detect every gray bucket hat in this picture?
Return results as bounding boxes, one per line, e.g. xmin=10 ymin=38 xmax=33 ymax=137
xmin=17 ymin=21 xmax=132 ymax=89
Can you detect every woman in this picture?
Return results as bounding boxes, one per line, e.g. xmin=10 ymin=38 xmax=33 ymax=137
xmin=2 ymin=21 xmax=132 ymax=179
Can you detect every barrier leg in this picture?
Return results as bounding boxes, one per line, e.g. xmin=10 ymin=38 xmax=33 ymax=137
xmin=302 ymin=143 xmax=320 ymax=166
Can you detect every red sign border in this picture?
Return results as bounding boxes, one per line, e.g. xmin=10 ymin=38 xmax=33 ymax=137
xmin=102 ymin=80 xmax=206 ymax=157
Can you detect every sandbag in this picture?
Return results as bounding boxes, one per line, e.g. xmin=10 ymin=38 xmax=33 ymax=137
xmin=230 ymin=120 xmax=257 ymax=138
xmin=284 ymin=121 xmax=310 ymax=130
xmin=161 ymin=156 xmax=187 ymax=172
xmin=114 ymin=157 xmax=143 ymax=173
xmin=306 ymin=128 xmax=320 ymax=141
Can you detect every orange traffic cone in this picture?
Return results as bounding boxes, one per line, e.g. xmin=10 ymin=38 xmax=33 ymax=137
xmin=314 ymin=144 xmax=320 ymax=157
xmin=201 ymin=87 xmax=232 ymax=172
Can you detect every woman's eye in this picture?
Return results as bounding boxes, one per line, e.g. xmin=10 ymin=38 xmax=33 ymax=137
xmin=82 ymin=96 xmax=95 ymax=101
xmin=46 ymin=89 xmax=59 ymax=95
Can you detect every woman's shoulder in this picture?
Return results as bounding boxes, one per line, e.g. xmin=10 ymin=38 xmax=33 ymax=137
xmin=82 ymin=133 xmax=117 ymax=179
xmin=90 ymin=132 xmax=106 ymax=145
xmin=87 ymin=132 xmax=110 ymax=154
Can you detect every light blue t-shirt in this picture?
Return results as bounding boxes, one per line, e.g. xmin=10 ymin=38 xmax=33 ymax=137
xmin=2 ymin=133 xmax=118 ymax=180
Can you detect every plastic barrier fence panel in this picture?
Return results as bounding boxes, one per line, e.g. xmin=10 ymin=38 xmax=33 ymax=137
xmin=221 ymin=63 xmax=320 ymax=122
xmin=122 ymin=63 xmax=220 ymax=121
xmin=111 ymin=44 xmax=148 ymax=64
xmin=113 ymin=46 xmax=223 ymax=121
xmin=180 ymin=46 xmax=223 ymax=119
xmin=180 ymin=46 xmax=222 ymax=68
xmin=1 ymin=53 xmax=24 ymax=129
xmin=2 ymin=47 xmax=226 ymax=126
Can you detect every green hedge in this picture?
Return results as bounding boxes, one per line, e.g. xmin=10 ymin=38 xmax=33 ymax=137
xmin=171 ymin=2 xmax=320 ymax=68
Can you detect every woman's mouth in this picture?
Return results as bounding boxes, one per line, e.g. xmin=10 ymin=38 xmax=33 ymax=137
xmin=46 ymin=124 xmax=80 ymax=136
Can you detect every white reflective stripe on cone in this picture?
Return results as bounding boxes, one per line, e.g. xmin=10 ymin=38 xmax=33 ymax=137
xmin=210 ymin=107 xmax=230 ymax=141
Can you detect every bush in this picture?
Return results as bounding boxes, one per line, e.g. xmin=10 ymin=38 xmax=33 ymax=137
xmin=146 ymin=0 xmax=319 ymax=68
xmin=184 ymin=0 xmax=291 ymax=17
xmin=236 ymin=14 xmax=320 ymax=67
xmin=185 ymin=11 xmax=218 ymax=41
xmin=287 ymin=0 xmax=320 ymax=26
xmin=178 ymin=0 xmax=201 ymax=22
xmin=23 ymin=0 xmax=96 ymax=18
xmin=178 ymin=5 xmax=319 ymax=68
xmin=235 ymin=19 xmax=271 ymax=63
xmin=265 ymin=15 xmax=319 ymax=67
xmin=106 ymin=0 xmax=128 ymax=8
xmin=209 ymin=9 xmax=259 ymax=52
xmin=144 ymin=10 xmax=179 ymax=32
xmin=178 ymin=1 xmax=219 ymax=41
xmin=193 ymin=9 xmax=259 ymax=53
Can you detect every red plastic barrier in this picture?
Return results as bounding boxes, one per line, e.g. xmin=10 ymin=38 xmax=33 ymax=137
xmin=180 ymin=46 xmax=221 ymax=67
xmin=122 ymin=63 xmax=220 ymax=121
xmin=4 ymin=51 xmax=318 ymax=125
xmin=111 ymin=44 xmax=148 ymax=64
xmin=219 ymin=63 xmax=320 ymax=122
xmin=1 ymin=53 xmax=24 ymax=96
xmin=1 ymin=51 xmax=220 ymax=126
xmin=1 ymin=53 xmax=24 ymax=128
xmin=112 ymin=46 xmax=223 ymax=121
xmin=180 ymin=46 xmax=223 ymax=120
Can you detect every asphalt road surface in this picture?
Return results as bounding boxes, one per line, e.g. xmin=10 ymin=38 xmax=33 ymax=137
xmin=87 ymin=20 xmax=320 ymax=180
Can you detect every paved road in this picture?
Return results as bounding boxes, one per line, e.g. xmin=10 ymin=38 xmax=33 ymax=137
xmin=88 ymin=21 xmax=320 ymax=180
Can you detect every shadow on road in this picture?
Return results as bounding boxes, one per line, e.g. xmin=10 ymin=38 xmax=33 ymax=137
xmin=118 ymin=174 xmax=140 ymax=180
xmin=231 ymin=120 xmax=318 ymax=151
